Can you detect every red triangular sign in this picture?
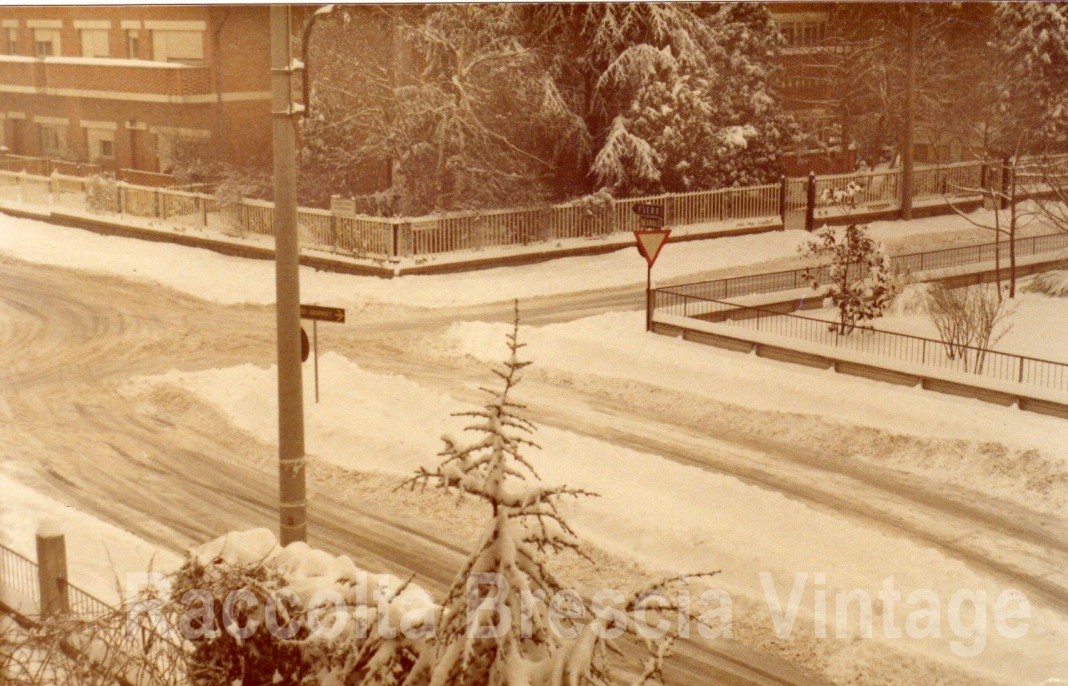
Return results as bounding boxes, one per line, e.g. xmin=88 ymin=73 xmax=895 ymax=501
xmin=634 ymin=229 xmax=671 ymax=267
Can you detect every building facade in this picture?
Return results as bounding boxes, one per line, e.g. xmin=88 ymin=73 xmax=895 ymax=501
xmin=0 ymin=5 xmax=272 ymax=177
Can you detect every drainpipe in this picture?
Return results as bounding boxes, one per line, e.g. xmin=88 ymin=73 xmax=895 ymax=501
xmin=212 ymin=7 xmax=232 ymax=165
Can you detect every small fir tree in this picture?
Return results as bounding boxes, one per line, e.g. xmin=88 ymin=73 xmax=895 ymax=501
xmin=403 ymin=302 xmax=714 ymax=686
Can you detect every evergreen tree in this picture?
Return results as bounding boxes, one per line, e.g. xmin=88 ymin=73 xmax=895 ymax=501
xmin=404 ymin=303 xmax=714 ymax=685
xmin=532 ymin=3 xmax=795 ymax=195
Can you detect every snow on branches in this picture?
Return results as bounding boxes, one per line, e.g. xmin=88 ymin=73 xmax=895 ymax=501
xmin=800 ymin=224 xmax=900 ymax=335
xmin=402 ymin=301 xmax=718 ymax=686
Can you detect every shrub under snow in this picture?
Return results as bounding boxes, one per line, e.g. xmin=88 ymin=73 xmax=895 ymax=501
xmin=1025 ymin=270 xmax=1068 ymax=297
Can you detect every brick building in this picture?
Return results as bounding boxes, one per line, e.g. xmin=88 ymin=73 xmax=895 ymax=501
xmin=0 ymin=5 xmax=273 ymax=177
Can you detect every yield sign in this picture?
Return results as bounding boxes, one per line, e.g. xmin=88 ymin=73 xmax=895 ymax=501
xmin=634 ymin=229 xmax=671 ymax=267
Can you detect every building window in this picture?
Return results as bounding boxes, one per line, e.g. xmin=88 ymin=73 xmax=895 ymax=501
xmin=126 ymin=29 xmax=139 ymax=58
xmin=151 ymin=30 xmax=203 ymax=65
xmin=5 ymin=28 xmax=16 ymax=55
xmin=80 ymin=29 xmax=109 ymax=58
xmin=39 ymin=125 xmax=66 ymax=156
xmin=86 ymin=128 xmax=115 ymax=161
xmin=777 ymin=18 xmax=827 ymax=48
xmin=33 ymin=28 xmax=59 ymax=57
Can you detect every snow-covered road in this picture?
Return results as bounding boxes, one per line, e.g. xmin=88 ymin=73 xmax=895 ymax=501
xmin=0 ymin=256 xmax=824 ymax=686
xmin=1 ymin=212 xmax=1066 ymax=685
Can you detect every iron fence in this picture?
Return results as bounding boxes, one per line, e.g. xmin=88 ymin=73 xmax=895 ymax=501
xmin=0 ymin=542 xmax=113 ymax=619
xmin=662 ymin=232 xmax=1068 ymax=304
xmin=652 ymin=291 xmax=1068 ymax=394
xmin=2 ymin=154 xmax=1067 ymax=261
xmin=0 ymin=544 xmax=40 ymax=607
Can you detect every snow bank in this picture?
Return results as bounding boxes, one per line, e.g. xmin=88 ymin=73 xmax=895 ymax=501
xmin=443 ymin=311 xmax=1068 ymax=458
xmin=0 ymin=213 xmax=805 ymax=308
xmin=0 ymin=471 xmax=183 ymax=605
xmin=0 ymin=210 xmax=1039 ymax=310
xmin=1026 ymin=270 xmax=1068 ymax=297
xmin=124 ymin=354 xmax=1068 ymax=684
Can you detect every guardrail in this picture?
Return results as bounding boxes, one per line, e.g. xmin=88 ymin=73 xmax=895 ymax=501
xmin=661 ymin=232 xmax=1068 ymax=303
xmin=652 ymin=292 xmax=1068 ymax=394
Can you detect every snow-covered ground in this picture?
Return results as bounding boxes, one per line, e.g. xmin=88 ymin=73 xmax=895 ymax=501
xmin=118 ymin=350 xmax=1068 ymax=685
xmin=0 ymin=207 xmax=1058 ymax=310
xmin=3 ymin=208 xmax=1067 ymax=685
xmin=0 ymin=470 xmax=182 ymax=606
xmin=854 ymin=279 xmax=1068 ymax=363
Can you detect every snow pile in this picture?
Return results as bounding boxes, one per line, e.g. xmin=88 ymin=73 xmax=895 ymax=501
xmin=440 ymin=311 xmax=1068 ymax=516
xmin=0 ymin=471 xmax=183 ymax=605
xmin=890 ymin=282 xmax=933 ymax=316
xmin=1026 ymin=269 xmax=1068 ymax=297
xmin=124 ymin=348 xmax=1068 ymax=683
xmin=191 ymin=528 xmax=436 ymax=626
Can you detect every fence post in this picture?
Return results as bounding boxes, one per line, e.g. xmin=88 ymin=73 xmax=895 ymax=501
xmin=391 ymin=220 xmax=399 ymax=259
xmin=805 ymin=171 xmax=816 ymax=232
xmin=200 ymin=195 xmax=208 ymax=227
xmin=157 ymin=189 xmax=165 ymax=221
xmin=646 ymin=288 xmax=654 ymax=332
xmin=1018 ymin=357 xmax=1024 ymax=384
xmin=50 ymin=170 xmax=58 ymax=206
xmin=36 ymin=530 xmax=69 ymax=615
xmin=118 ymin=181 xmax=127 ymax=218
xmin=779 ymin=175 xmax=787 ymax=228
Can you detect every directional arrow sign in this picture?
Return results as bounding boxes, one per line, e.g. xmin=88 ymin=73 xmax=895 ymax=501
xmin=632 ymin=202 xmax=664 ymax=219
xmin=300 ymin=304 xmax=345 ymax=323
xmin=634 ymin=229 xmax=671 ymax=267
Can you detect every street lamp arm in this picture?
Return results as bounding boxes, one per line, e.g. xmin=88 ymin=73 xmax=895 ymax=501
xmin=300 ymin=4 xmax=336 ymax=119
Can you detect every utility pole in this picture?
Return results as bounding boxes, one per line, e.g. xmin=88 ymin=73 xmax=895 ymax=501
xmin=901 ymin=5 xmax=916 ymax=220
xmin=271 ymin=5 xmax=306 ymax=545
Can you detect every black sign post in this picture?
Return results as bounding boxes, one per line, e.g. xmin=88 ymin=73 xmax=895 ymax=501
xmin=300 ymin=304 xmax=346 ymax=403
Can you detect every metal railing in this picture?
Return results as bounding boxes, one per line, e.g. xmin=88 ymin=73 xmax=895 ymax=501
xmin=661 ymin=232 xmax=1068 ymax=304
xmin=0 ymin=544 xmax=40 ymax=607
xmin=652 ymin=292 xmax=1068 ymax=393
xmin=0 ymin=542 xmax=113 ymax=618
xmin=1 ymin=154 xmax=1066 ymax=262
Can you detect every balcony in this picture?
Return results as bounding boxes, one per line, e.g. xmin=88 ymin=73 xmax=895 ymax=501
xmin=0 ymin=55 xmax=213 ymax=103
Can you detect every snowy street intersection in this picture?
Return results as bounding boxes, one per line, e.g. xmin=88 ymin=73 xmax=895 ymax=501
xmin=1 ymin=212 xmax=1066 ymax=685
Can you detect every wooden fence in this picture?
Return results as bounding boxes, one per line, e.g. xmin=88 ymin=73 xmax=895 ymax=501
xmin=0 ymin=154 xmax=1066 ymax=262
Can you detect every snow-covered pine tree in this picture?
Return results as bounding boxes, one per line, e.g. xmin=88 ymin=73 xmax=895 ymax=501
xmin=403 ymin=303 xmax=715 ymax=686
xmin=994 ymin=2 xmax=1068 ymax=150
xmin=402 ymin=302 xmax=600 ymax=685
xmin=800 ymin=224 xmax=899 ymax=335
xmin=528 ymin=3 xmax=795 ymax=196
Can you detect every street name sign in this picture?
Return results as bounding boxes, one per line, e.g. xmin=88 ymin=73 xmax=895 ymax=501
xmin=633 ymin=229 xmax=671 ymax=267
xmin=632 ymin=202 xmax=664 ymax=220
xmin=300 ymin=304 xmax=345 ymax=323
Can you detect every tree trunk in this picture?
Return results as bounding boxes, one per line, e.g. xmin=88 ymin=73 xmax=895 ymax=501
xmin=1009 ymin=161 xmax=1017 ymax=298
